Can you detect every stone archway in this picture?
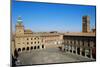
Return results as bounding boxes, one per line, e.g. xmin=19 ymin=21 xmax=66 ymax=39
xmin=77 ymin=47 xmax=80 ymax=55
xmin=82 ymin=48 xmax=85 ymax=56
xmin=18 ymin=48 xmax=21 ymax=52
xmin=34 ymin=46 xmax=36 ymax=49
xmin=27 ymin=47 xmax=29 ymax=51
xmin=42 ymin=45 xmax=44 ymax=48
xmin=31 ymin=46 xmax=33 ymax=50
xmin=22 ymin=47 xmax=25 ymax=51
xmin=37 ymin=46 xmax=40 ymax=49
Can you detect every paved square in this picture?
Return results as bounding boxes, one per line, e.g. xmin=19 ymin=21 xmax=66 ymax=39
xmin=17 ymin=47 xmax=94 ymax=65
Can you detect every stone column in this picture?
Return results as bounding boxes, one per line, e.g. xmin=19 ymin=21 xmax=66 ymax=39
xmin=72 ymin=46 xmax=75 ymax=53
xmin=76 ymin=47 xmax=77 ymax=55
xmin=67 ymin=45 xmax=69 ymax=52
xmin=85 ymin=49 xmax=87 ymax=57
xmin=80 ymin=47 xmax=82 ymax=56
xmin=69 ymin=45 xmax=70 ymax=52
xmin=90 ymin=48 xmax=93 ymax=59
xmin=72 ymin=46 xmax=73 ymax=53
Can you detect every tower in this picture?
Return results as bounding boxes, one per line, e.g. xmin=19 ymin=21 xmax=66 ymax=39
xmin=82 ymin=16 xmax=90 ymax=33
xmin=15 ymin=16 xmax=24 ymax=35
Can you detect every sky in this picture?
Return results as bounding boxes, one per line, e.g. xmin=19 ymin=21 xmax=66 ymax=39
xmin=12 ymin=0 xmax=96 ymax=32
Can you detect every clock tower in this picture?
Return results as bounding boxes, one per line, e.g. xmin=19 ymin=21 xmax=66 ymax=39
xmin=15 ymin=16 xmax=24 ymax=35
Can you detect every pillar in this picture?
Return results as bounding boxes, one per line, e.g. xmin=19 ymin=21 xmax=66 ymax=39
xmin=76 ymin=46 xmax=77 ymax=55
xmin=90 ymin=48 xmax=93 ymax=59
xmin=72 ymin=46 xmax=75 ymax=53
xmin=85 ymin=49 xmax=87 ymax=57
xmin=80 ymin=47 xmax=82 ymax=56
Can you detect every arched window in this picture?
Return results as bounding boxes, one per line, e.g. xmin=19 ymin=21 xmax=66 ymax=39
xmin=34 ymin=41 xmax=36 ymax=44
xmin=18 ymin=48 xmax=21 ymax=52
xmin=38 ymin=41 xmax=39 ymax=44
xmin=34 ymin=38 xmax=36 ymax=40
xmin=27 ymin=42 xmax=29 ymax=45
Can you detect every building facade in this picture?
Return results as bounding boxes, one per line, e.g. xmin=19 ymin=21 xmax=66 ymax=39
xmin=63 ymin=33 xmax=96 ymax=59
xmin=12 ymin=17 xmax=63 ymax=53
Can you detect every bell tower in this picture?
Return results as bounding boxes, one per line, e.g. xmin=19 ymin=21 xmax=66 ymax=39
xmin=15 ymin=16 xmax=24 ymax=35
xmin=82 ymin=16 xmax=90 ymax=33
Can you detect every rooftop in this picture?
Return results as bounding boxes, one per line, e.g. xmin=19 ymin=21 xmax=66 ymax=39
xmin=64 ymin=32 xmax=96 ymax=37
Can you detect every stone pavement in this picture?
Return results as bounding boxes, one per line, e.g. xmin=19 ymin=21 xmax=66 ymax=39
xmin=17 ymin=47 xmax=94 ymax=65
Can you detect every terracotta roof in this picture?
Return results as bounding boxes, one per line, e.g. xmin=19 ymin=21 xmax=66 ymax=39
xmin=64 ymin=32 xmax=96 ymax=37
xmin=24 ymin=29 xmax=33 ymax=34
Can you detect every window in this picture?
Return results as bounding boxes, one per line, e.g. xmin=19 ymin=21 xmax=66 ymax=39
xmin=74 ymin=41 xmax=76 ymax=44
xmin=34 ymin=41 xmax=36 ymax=44
xmin=27 ymin=38 xmax=29 ymax=40
xmin=27 ymin=42 xmax=29 ymax=45
xmin=31 ymin=42 xmax=33 ymax=44
xmin=31 ymin=38 xmax=33 ymax=40
xmin=70 ymin=41 xmax=72 ymax=44
xmin=38 ymin=41 xmax=39 ymax=44
xmin=34 ymin=38 xmax=36 ymax=40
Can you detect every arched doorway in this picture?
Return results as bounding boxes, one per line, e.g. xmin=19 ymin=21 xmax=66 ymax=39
xmin=34 ymin=46 xmax=36 ymax=49
xmin=27 ymin=47 xmax=29 ymax=51
xmin=82 ymin=48 xmax=85 ymax=56
xmin=37 ymin=46 xmax=40 ymax=49
xmin=77 ymin=47 xmax=80 ymax=55
xmin=42 ymin=45 xmax=44 ymax=48
xmin=22 ymin=47 xmax=25 ymax=51
xmin=18 ymin=48 xmax=21 ymax=52
xmin=31 ymin=46 xmax=33 ymax=50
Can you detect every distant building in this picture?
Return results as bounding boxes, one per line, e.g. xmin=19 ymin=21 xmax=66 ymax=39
xmin=82 ymin=16 xmax=90 ymax=33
